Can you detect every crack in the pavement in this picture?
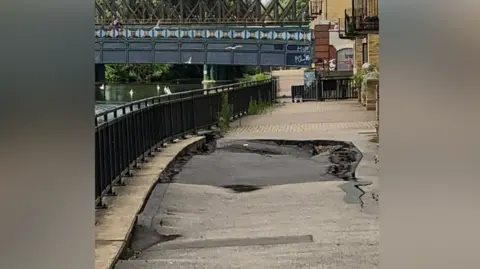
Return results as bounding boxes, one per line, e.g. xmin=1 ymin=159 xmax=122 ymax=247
xmin=121 ymin=225 xmax=182 ymax=260
xmin=339 ymin=181 xmax=372 ymax=206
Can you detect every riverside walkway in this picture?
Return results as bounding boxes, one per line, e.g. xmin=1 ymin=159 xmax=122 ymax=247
xmin=95 ymin=81 xmax=379 ymax=268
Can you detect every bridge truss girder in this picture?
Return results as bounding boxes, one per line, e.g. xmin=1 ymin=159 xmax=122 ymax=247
xmin=95 ymin=0 xmax=313 ymax=25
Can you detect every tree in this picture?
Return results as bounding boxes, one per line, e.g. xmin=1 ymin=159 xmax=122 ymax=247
xmin=105 ymin=64 xmax=172 ymax=83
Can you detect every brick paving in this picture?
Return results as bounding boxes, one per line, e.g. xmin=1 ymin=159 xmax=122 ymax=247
xmin=229 ymin=121 xmax=376 ymax=135
xmin=228 ymin=100 xmax=377 ymax=139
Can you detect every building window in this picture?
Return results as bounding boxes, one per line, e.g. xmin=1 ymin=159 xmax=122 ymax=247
xmin=362 ymin=43 xmax=368 ymax=64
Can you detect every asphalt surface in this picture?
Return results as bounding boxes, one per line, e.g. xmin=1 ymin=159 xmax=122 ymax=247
xmin=172 ymin=140 xmax=342 ymax=188
xmin=117 ymin=139 xmax=378 ymax=269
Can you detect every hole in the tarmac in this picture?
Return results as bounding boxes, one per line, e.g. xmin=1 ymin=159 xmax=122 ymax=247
xmin=222 ymin=184 xmax=262 ymax=193
xmin=170 ymin=137 xmax=362 ymax=187
xmin=123 ymin=134 xmax=367 ymax=262
xmin=156 ymin=133 xmax=362 ymax=186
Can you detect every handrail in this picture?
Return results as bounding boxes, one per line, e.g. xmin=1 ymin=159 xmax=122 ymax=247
xmin=94 ymin=78 xmax=275 ymax=207
xmin=94 ymin=79 xmax=272 ymax=126
xmin=94 ymin=24 xmax=312 ymax=29
xmin=94 ymin=19 xmax=311 ymax=26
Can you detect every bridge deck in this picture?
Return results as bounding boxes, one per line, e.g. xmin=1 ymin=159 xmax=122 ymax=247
xmin=95 ymin=25 xmax=313 ymax=66
xmin=95 ymin=25 xmax=313 ymax=41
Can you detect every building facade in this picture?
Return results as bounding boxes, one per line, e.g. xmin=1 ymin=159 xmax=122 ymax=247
xmin=310 ymin=0 xmax=355 ymax=72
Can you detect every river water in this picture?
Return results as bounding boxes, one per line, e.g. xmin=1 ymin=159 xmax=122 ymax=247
xmin=95 ymin=82 xmax=222 ymax=114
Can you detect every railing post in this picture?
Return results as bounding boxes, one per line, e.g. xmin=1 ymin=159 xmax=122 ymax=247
xmin=191 ymin=91 xmax=197 ymax=134
xmin=112 ymin=110 xmax=122 ymax=186
xmin=180 ymin=93 xmax=186 ymax=138
xmin=129 ymin=104 xmax=138 ymax=169
xmin=103 ymin=113 xmax=115 ymax=196
xmin=138 ymin=102 xmax=147 ymax=162
xmin=122 ymin=106 xmax=132 ymax=176
xmin=216 ymin=88 xmax=221 ymax=124
xmin=168 ymin=95 xmax=174 ymax=141
xmin=147 ymin=99 xmax=155 ymax=156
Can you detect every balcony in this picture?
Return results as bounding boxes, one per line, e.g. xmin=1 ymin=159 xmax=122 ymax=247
xmin=309 ymin=0 xmax=323 ymax=16
xmin=351 ymin=0 xmax=379 ymax=33
xmin=338 ymin=9 xmax=355 ymax=39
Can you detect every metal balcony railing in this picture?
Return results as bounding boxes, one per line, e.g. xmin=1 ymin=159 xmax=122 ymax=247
xmin=338 ymin=9 xmax=355 ymax=39
xmin=309 ymin=0 xmax=323 ymax=16
xmin=351 ymin=0 xmax=379 ymax=32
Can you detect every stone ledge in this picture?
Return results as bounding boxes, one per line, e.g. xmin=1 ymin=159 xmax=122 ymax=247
xmin=94 ymin=136 xmax=206 ymax=269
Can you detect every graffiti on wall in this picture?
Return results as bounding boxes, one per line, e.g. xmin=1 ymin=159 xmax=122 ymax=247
xmin=336 ymin=48 xmax=354 ymax=71
xmin=286 ymin=53 xmax=311 ymax=66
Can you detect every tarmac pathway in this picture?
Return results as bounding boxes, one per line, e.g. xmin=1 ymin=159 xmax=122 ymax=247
xmin=116 ymin=100 xmax=379 ymax=269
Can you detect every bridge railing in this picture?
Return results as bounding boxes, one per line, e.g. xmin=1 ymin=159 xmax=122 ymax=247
xmin=94 ymin=19 xmax=310 ymax=26
xmin=95 ymin=79 xmax=275 ymax=207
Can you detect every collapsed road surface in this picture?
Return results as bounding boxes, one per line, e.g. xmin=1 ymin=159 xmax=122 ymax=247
xmin=116 ymin=138 xmax=379 ymax=269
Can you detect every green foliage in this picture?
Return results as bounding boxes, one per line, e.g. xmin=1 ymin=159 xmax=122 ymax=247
xmin=353 ymin=70 xmax=365 ymax=89
xmin=353 ymin=62 xmax=380 ymax=90
xmin=240 ymin=73 xmax=254 ymax=82
xmin=244 ymin=66 xmax=260 ymax=75
xmin=105 ymin=64 xmax=172 ymax=83
xmin=369 ymin=62 xmax=379 ymax=72
xmin=254 ymin=73 xmax=267 ymax=81
xmin=247 ymin=98 xmax=272 ymax=115
xmin=240 ymin=72 xmax=268 ymax=82
xmin=346 ymin=22 xmax=355 ymax=34
xmin=218 ymin=92 xmax=233 ymax=132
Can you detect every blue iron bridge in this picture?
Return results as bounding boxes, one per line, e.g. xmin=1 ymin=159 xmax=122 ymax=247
xmin=94 ymin=25 xmax=314 ymax=66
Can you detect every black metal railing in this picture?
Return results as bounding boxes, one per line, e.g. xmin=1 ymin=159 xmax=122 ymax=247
xmin=291 ymin=85 xmax=304 ymax=102
xmin=291 ymin=78 xmax=357 ymax=101
xmin=309 ymin=0 xmax=323 ymax=16
xmin=352 ymin=0 xmax=379 ymax=32
xmin=318 ymin=78 xmax=357 ymax=100
xmin=338 ymin=9 xmax=355 ymax=39
xmin=95 ymin=80 xmax=275 ymax=207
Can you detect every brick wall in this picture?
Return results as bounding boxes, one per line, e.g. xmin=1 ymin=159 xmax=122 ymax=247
xmin=320 ymin=0 xmax=351 ymax=23
xmin=326 ymin=0 xmax=351 ymax=23
xmin=314 ymin=24 xmax=330 ymax=70
xmin=354 ymin=37 xmax=363 ymax=72
xmin=367 ymin=34 xmax=380 ymax=68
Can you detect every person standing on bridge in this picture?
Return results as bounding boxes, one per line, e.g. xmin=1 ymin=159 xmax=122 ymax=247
xmin=111 ymin=16 xmax=123 ymax=36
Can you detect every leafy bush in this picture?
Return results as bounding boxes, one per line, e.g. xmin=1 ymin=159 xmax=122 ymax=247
xmin=240 ymin=72 xmax=268 ymax=82
xmin=353 ymin=69 xmax=365 ymax=90
xmin=254 ymin=73 xmax=267 ymax=81
xmin=247 ymin=99 xmax=271 ymax=115
xmin=218 ymin=92 xmax=233 ymax=132
xmin=105 ymin=64 xmax=171 ymax=83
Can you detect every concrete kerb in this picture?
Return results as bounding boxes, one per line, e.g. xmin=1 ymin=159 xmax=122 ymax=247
xmin=95 ymin=136 xmax=206 ymax=269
